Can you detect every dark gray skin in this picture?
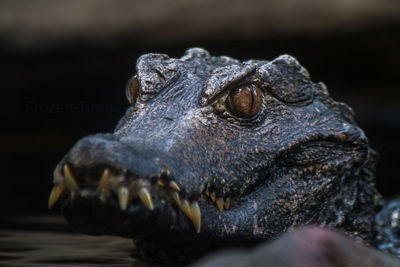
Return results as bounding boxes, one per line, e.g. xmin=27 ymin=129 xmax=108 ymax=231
xmin=51 ymin=48 xmax=381 ymax=264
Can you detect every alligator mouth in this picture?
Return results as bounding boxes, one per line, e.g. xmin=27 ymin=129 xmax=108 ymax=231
xmin=49 ymin=161 xmax=247 ymax=235
xmin=49 ymin=133 xmax=262 ymax=237
xmin=49 ymin=163 xmax=206 ymax=233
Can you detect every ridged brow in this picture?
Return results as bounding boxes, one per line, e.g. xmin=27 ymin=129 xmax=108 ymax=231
xmin=199 ymin=63 xmax=256 ymax=106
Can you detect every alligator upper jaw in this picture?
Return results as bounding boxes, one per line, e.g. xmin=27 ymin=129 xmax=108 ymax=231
xmin=49 ymin=134 xmax=263 ymax=237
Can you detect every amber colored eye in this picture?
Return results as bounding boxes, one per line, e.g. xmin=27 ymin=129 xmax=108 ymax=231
xmin=228 ymin=84 xmax=262 ymax=118
xmin=125 ymin=76 xmax=139 ymax=106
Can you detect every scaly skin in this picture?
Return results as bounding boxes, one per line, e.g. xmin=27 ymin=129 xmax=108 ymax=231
xmin=49 ymin=48 xmax=380 ymax=264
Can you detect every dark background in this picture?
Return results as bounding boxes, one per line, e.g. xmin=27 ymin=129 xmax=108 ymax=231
xmin=1 ymin=1 xmax=400 ymax=216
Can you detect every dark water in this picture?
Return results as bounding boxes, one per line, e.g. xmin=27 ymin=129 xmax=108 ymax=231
xmin=0 ymin=215 xmax=156 ymax=267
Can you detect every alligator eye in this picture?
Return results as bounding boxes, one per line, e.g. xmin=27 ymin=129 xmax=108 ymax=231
xmin=227 ymin=84 xmax=262 ymax=118
xmin=125 ymin=76 xmax=139 ymax=106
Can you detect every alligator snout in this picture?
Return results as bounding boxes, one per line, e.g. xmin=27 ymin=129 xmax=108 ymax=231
xmin=49 ymin=134 xmax=202 ymax=233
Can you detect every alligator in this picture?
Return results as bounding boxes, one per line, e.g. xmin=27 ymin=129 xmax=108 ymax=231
xmin=48 ymin=48 xmax=400 ymax=265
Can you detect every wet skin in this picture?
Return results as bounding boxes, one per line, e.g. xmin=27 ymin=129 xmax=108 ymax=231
xmin=49 ymin=48 xmax=380 ymax=263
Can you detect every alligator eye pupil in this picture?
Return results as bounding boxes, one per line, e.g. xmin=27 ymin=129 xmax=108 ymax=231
xmin=125 ymin=76 xmax=139 ymax=106
xmin=228 ymin=84 xmax=262 ymax=118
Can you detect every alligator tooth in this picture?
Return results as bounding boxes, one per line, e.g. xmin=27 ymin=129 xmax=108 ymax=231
xmin=205 ymin=188 xmax=210 ymax=197
xmin=210 ymin=192 xmax=216 ymax=203
xmin=160 ymin=167 xmax=170 ymax=176
xmin=118 ymin=186 xmax=130 ymax=210
xmin=97 ymin=168 xmax=110 ymax=201
xmin=190 ymin=202 xmax=201 ymax=233
xmin=169 ymin=181 xmax=180 ymax=191
xmin=180 ymin=199 xmax=192 ymax=218
xmin=216 ymin=197 xmax=224 ymax=212
xmin=224 ymin=197 xmax=231 ymax=210
xmin=138 ymin=188 xmax=154 ymax=210
xmin=157 ymin=180 xmax=164 ymax=186
xmin=80 ymin=189 xmax=90 ymax=197
xmin=64 ymin=165 xmax=78 ymax=191
xmin=48 ymin=186 xmax=64 ymax=209
xmin=171 ymin=191 xmax=181 ymax=206
xmin=97 ymin=168 xmax=109 ymax=192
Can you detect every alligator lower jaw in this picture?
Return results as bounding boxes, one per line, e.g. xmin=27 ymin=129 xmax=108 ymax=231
xmin=60 ymin=191 xmax=259 ymax=265
xmin=49 ymin=164 xmax=249 ymax=235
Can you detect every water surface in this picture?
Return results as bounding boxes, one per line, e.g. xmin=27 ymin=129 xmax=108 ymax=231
xmin=0 ymin=215 xmax=156 ymax=267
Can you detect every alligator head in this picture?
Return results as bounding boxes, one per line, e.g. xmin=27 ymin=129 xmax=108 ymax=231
xmin=49 ymin=48 xmax=379 ymax=264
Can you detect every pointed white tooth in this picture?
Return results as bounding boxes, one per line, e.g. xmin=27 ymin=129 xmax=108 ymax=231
xmin=97 ymin=169 xmax=110 ymax=201
xmin=160 ymin=167 xmax=170 ymax=176
xmin=118 ymin=186 xmax=130 ymax=210
xmin=80 ymin=189 xmax=90 ymax=197
xmin=97 ymin=169 xmax=109 ymax=193
xmin=64 ymin=165 xmax=78 ymax=191
xmin=224 ymin=197 xmax=231 ymax=210
xmin=180 ymin=199 xmax=192 ymax=218
xmin=169 ymin=181 xmax=180 ymax=191
xmin=190 ymin=202 xmax=201 ymax=233
xmin=138 ymin=188 xmax=154 ymax=210
xmin=171 ymin=191 xmax=181 ymax=206
xmin=210 ymin=192 xmax=216 ymax=203
xmin=216 ymin=197 xmax=224 ymax=212
xmin=48 ymin=186 xmax=64 ymax=209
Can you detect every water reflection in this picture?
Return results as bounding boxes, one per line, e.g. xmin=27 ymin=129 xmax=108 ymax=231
xmin=0 ymin=215 xmax=155 ymax=267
